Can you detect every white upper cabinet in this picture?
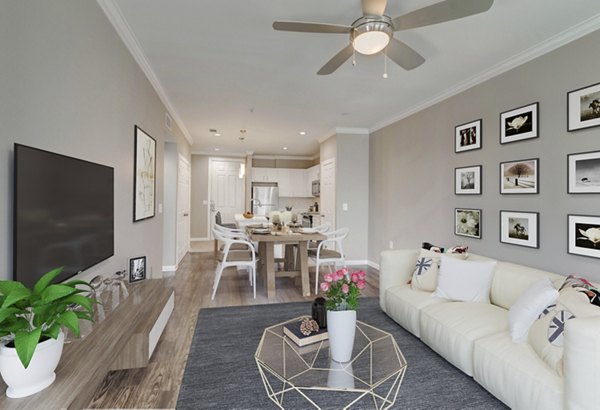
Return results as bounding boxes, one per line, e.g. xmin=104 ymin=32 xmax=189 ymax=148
xmin=252 ymin=166 xmax=320 ymax=197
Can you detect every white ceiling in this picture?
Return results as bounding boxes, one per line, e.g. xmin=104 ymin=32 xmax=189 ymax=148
xmin=109 ymin=0 xmax=600 ymax=156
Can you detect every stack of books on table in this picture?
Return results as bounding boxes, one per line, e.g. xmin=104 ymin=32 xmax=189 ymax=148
xmin=283 ymin=320 xmax=328 ymax=347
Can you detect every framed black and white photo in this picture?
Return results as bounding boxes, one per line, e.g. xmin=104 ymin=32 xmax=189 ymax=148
xmin=455 ymin=208 xmax=481 ymax=239
xmin=455 ymin=119 xmax=482 ymax=153
xmin=500 ymin=158 xmax=539 ymax=194
xmin=134 ymin=125 xmax=156 ymax=222
xmin=129 ymin=256 xmax=147 ymax=283
xmin=568 ymin=215 xmax=600 ymax=259
xmin=455 ymin=165 xmax=482 ymax=195
xmin=500 ymin=102 xmax=539 ymax=144
xmin=568 ymin=82 xmax=600 ymax=132
xmin=500 ymin=211 xmax=539 ymax=248
xmin=568 ymin=150 xmax=600 ymax=194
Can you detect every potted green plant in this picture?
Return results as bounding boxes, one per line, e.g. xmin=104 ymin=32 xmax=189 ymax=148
xmin=0 ymin=267 xmax=96 ymax=398
xmin=319 ymin=268 xmax=366 ymax=362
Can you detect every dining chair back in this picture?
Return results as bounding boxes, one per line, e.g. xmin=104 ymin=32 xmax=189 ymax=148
xmin=308 ymin=227 xmax=350 ymax=294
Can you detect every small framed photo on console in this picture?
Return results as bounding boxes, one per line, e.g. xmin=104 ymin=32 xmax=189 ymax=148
xmin=129 ymin=256 xmax=147 ymax=283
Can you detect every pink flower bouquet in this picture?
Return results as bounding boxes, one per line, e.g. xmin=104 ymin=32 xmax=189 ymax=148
xmin=320 ymin=268 xmax=367 ymax=311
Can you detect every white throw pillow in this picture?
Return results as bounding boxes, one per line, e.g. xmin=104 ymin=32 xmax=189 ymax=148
xmin=508 ymin=276 xmax=559 ymax=343
xmin=432 ymin=255 xmax=497 ymax=303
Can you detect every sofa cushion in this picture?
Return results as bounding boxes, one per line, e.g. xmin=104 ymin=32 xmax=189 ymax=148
xmin=508 ymin=276 xmax=559 ymax=343
xmin=419 ymin=302 xmax=508 ymax=376
xmin=473 ymin=332 xmax=562 ymax=410
xmin=384 ymin=284 xmax=447 ymax=338
xmin=410 ymin=250 xmax=440 ymax=292
xmin=432 ymin=256 xmax=497 ymax=303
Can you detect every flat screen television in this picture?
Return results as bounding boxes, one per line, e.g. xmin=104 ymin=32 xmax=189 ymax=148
xmin=13 ymin=144 xmax=114 ymax=287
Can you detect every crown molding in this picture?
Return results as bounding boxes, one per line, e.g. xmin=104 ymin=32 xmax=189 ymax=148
xmin=96 ymin=0 xmax=193 ymax=146
xmin=192 ymin=151 xmax=246 ymax=158
xmin=370 ymin=14 xmax=600 ymax=133
xmin=253 ymin=154 xmax=318 ymax=161
xmin=335 ymin=127 xmax=370 ymax=135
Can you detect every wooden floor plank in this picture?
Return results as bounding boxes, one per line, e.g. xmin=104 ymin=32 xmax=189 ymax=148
xmin=87 ymin=251 xmax=379 ymax=409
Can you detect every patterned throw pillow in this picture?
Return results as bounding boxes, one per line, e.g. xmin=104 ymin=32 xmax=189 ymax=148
xmin=528 ymin=287 xmax=600 ymax=375
xmin=410 ymin=247 xmax=469 ymax=292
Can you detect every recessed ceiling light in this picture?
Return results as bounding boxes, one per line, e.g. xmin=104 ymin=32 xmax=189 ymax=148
xmin=215 ymin=133 xmax=221 ymax=137
xmin=214 ymin=148 xmax=220 ymax=151
xmin=283 ymin=147 xmax=288 ymax=150
xmin=298 ymin=131 xmax=307 ymax=136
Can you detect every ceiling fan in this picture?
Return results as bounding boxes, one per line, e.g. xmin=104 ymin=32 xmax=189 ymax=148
xmin=273 ymin=0 xmax=494 ymax=75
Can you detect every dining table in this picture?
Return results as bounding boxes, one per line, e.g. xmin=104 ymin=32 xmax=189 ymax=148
xmin=247 ymin=228 xmax=326 ymax=299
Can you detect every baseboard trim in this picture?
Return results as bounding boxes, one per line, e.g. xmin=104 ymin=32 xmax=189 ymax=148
xmin=191 ymin=237 xmax=210 ymax=242
xmin=367 ymin=260 xmax=380 ymax=270
xmin=162 ymin=264 xmax=178 ymax=272
xmin=345 ymin=260 xmax=370 ymax=266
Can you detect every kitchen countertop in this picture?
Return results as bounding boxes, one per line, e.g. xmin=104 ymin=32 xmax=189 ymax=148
xmin=234 ymin=213 xmax=268 ymax=227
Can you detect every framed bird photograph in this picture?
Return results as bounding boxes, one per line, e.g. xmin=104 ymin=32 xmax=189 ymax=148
xmin=500 ymin=102 xmax=538 ymax=144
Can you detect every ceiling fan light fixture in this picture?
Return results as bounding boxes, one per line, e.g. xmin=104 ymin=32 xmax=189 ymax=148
xmin=351 ymin=16 xmax=392 ymax=55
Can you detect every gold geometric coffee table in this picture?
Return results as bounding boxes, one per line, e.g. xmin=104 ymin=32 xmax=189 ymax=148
xmin=255 ymin=317 xmax=407 ymax=409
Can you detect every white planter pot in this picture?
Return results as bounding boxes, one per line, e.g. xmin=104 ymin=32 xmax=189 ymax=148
xmin=327 ymin=310 xmax=356 ymax=363
xmin=0 ymin=331 xmax=65 ymax=398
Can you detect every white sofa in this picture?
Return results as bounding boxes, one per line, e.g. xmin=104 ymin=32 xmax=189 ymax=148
xmin=379 ymin=249 xmax=600 ymax=410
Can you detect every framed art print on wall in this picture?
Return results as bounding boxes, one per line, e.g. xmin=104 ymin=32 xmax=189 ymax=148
xmin=500 ymin=158 xmax=539 ymax=194
xmin=500 ymin=102 xmax=538 ymax=144
xmin=500 ymin=211 xmax=539 ymax=248
xmin=455 ymin=119 xmax=482 ymax=153
xmin=455 ymin=208 xmax=481 ymax=239
xmin=455 ymin=165 xmax=482 ymax=195
xmin=568 ymin=150 xmax=600 ymax=194
xmin=134 ymin=125 xmax=156 ymax=222
xmin=567 ymin=82 xmax=600 ymax=132
xmin=568 ymin=215 xmax=600 ymax=259
xmin=129 ymin=256 xmax=147 ymax=282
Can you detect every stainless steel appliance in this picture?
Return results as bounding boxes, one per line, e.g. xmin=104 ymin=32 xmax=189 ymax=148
xmin=311 ymin=180 xmax=320 ymax=197
xmin=251 ymin=182 xmax=279 ymax=215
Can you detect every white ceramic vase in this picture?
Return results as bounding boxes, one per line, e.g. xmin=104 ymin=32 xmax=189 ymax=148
xmin=0 ymin=331 xmax=65 ymax=398
xmin=327 ymin=310 xmax=356 ymax=363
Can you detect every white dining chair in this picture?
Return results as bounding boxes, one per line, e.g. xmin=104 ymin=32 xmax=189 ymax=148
xmin=308 ymin=227 xmax=349 ymax=294
xmin=211 ymin=228 xmax=258 ymax=300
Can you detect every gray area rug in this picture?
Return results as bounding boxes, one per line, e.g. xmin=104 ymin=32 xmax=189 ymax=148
xmin=177 ymin=298 xmax=507 ymax=409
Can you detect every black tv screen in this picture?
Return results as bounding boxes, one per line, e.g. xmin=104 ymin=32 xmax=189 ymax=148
xmin=13 ymin=144 xmax=114 ymax=287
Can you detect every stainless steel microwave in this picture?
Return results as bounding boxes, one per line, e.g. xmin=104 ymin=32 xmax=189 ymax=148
xmin=312 ymin=180 xmax=320 ymax=197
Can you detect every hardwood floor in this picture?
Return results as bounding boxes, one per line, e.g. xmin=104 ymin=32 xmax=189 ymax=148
xmin=87 ymin=251 xmax=380 ymax=409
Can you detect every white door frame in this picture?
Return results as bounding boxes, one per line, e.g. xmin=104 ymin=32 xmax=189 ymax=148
xmin=207 ymin=157 xmax=246 ymax=238
xmin=320 ymin=158 xmax=336 ymax=231
xmin=176 ymin=154 xmax=191 ymax=265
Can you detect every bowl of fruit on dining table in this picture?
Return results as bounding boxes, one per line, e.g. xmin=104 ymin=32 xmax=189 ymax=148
xmin=243 ymin=211 xmax=254 ymax=219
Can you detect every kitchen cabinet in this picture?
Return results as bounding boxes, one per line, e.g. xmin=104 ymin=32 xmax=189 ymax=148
xmin=252 ymin=167 xmax=278 ymax=183
xmin=307 ymin=165 xmax=320 ymax=197
xmin=252 ymin=166 xmax=319 ymax=198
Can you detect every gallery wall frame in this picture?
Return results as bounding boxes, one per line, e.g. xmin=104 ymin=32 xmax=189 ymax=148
xmin=568 ymin=214 xmax=600 ymax=259
xmin=500 ymin=102 xmax=539 ymax=144
xmin=500 ymin=158 xmax=539 ymax=195
xmin=567 ymin=82 xmax=600 ymax=132
xmin=455 ymin=119 xmax=482 ymax=153
xmin=455 ymin=165 xmax=482 ymax=195
xmin=455 ymin=208 xmax=481 ymax=239
xmin=567 ymin=150 xmax=600 ymax=194
xmin=133 ymin=125 xmax=156 ymax=222
xmin=500 ymin=210 xmax=539 ymax=248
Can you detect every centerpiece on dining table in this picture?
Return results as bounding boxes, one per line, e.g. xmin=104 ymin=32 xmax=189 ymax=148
xmin=319 ymin=268 xmax=366 ymax=362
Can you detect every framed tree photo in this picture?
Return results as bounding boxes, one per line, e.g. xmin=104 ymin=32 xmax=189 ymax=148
xmin=455 ymin=119 xmax=482 ymax=153
xmin=567 ymin=82 xmax=600 ymax=132
xmin=500 ymin=102 xmax=539 ymax=144
xmin=455 ymin=208 xmax=481 ymax=239
xmin=500 ymin=211 xmax=539 ymax=248
xmin=568 ymin=150 xmax=600 ymax=194
xmin=500 ymin=158 xmax=539 ymax=194
xmin=134 ymin=125 xmax=156 ymax=222
xmin=568 ymin=215 xmax=600 ymax=259
xmin=455 ymin=165 xmax=482 ymax=195
xmin=129 ymin=256 xmax=147 ymax=283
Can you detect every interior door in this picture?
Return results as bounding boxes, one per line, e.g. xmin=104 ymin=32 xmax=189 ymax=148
xmin=209 ymin=158 xmax=245 ymax=238
xmin=320 ymin=159 xmax=335 ymax=230
xmin=176 ymin=155 xmax=191 ymax=264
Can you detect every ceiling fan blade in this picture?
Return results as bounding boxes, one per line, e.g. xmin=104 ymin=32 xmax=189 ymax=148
xmin=273 ymin=21 xmax=352 ymax=34
xmin=361 ymin=0 xmax=387 ymax=16
xmin=392 ymin=0 xmax=494 ymax=31
xmin=317 ymin=45 xmax=354 ymax=75
xmin=386 ymin=38 xmax=425 ymax=71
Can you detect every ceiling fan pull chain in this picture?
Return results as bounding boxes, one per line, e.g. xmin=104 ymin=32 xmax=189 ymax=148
xmin=383 ymin=47 xmax=388 ymax=78
xmin=352 ymin=48 xmax=356 ymax=66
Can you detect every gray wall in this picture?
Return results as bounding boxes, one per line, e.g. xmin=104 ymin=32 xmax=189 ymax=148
xmin=369 ymin=29 xmax=600 ymax=281
xmin=336 ymin=133 xmax=370 ymax=261
xmin=1 ymin=1 xmax=190 ymax=281
xmin=191 ymin=155 xmax=210 ymax=239
xmin=162 ymin=142 xmax=179 ymax=267
xmin=320 ymin=136 xmax=337 ymax=162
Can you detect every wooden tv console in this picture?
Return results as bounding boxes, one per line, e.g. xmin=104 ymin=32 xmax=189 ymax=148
xmin=0 ymin=278 xmax=175 ymax=409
